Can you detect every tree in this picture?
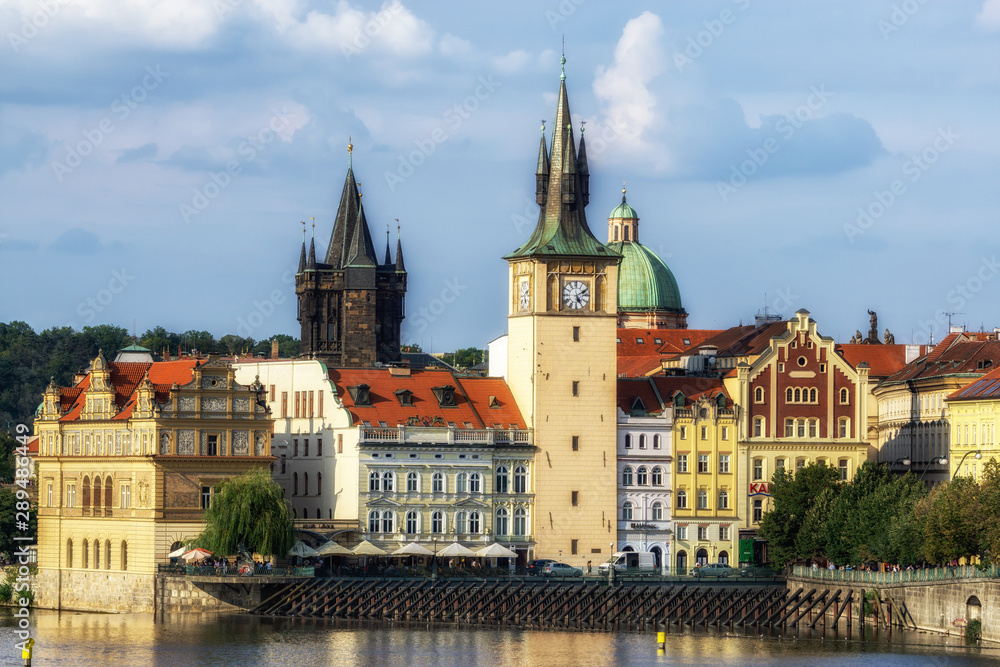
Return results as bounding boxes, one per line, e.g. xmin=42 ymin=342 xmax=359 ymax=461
xmin=758 ymin=462 xmax=842 ymax=567
xmin=194 ymin=467 xmax=294 ymax=558
xmin=453 ymin=347 xmax=486 ymax=369
xmin=0 ymin=487 xmax=36 ymax=558
xmin=919 ymin=476 xmax=983 ymax=564
xmin=980 ymin=458 xmax=1000 ymax=563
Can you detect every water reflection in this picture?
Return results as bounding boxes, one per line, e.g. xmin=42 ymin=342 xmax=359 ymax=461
xmin=1 ymin=609 xmax=996 ymax=667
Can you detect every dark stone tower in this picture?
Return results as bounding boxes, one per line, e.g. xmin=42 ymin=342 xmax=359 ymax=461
xmin=296 ymin=143 xmax=407 ymax=366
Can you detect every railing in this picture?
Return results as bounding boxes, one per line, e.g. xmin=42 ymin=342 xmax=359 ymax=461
xmin=791 ymin=564 xmax=1000 ymax=584
xmin=158 ymin=564 xmax=316 ymax=577
xmin=358 ymin=426 xmax=533 ymax=446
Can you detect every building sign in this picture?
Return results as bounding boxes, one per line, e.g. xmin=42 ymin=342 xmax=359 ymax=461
xmin=748 ymin=482 xmax=770 ymax=496
xmin=629 ymin=522 xmax=659 ymax=531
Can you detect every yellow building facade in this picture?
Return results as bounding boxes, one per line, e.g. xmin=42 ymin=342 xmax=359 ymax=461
xmin=33 ymin=351 xmax=273 ymax=612
xmin=946 ymin=366 xmax=1000 ymax=480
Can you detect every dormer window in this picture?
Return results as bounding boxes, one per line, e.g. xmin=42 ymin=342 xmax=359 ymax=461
xmin=394 ymin=389 xmax=413 ymax=406
xmin=630 ymin=397 xmax=647 ymax=416
xmin=488 ymin=395 xmax=500 ymax=408
xmin=673 ymin=392 xmax=685 ymax=408
xmin=431 ymin=385 xmax=457 ymax=408
xmin=636 ymin=338 xmax=644 ymax=344
xmin=347 ymin=384 xmax=371 ymax=406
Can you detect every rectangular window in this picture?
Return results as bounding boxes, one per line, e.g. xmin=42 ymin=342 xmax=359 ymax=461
xmin=120 ymin=484 xmax=131 ymax=509
xmin=571 ymin=491 xmax=578 ymax=506
xmin=698 ymin=526 xmax=708 ymax=541
xmin=700 ymin=426 xmax=708 ymax=440
xmin=304 ymin=439 xmax=309 ymax=457
xmin=677 ymin=525 xmax=687 ymax=540
xmin=572 ymin=435 xmax=579 ymax=451
xmin=201 ymin=486 xmax=212 ymax=510
xmin=678 ymin=454 xmax=688 ymax=473
xmin=293 ymin=439 xmax=299 ymax=457
xmin=318 ymin=391 xmax=324 ymax=417
xmin=796 ymin=420 xmax=806 ymax=438
xmin=572 ymin=326 xmax=580 ymax=342
xmin=317 ymin=439 xmax=323 ymax=457
xmin=309 ymin=391 xmax=314 ymax=418
xmin=680 ymin=426 xmax=687 ymax=440
xmin=46 ymin=483 xmax=53 ymax=507
xmin=281 ymin=392 xmax=288 ymax=418
xmin=698 ymin=454 xmax=709 ymax=473
xmin=721 ymin=426 xmax=729 ymax=440
xmin=571 ymin=539 xmax=579 ymax=555
xmin=785 ymin=419 xmax=794 ymax=438
xmin=753 ymin=459 xmax=763 ymax=481
xmin=66 ymin=483 xmax=75 ymax=508
xmin=754 ymin=418 xmax=763 ymax=438
xmin=778 ymin=363 xmax=784 ymax=372
xmin=337 ymin=434 xmax=343 ymax=454
xmin=270 ymin=385 xmax=276 ymax=402
xmin=720 ymin=525 xmax=730 ymax=541
xmin=753 ymin=500 xmax=763 ymax=523
xmin=572 ymin=381 xmax=579 ymax=397
xmin=301 ymin=392 xmax=307 ymax=417
xmin=207 ymin=435 xmax=218 ymax=456
xmin=839 ymin=459 xmax=849 ymax=480
xmin=294 ymin=391 xmax=300 ymax=418
xmin=808 ymin=420 xmax=817 ymax=438
xmin=719 ymin=454 xmax=730 ymax=473
xmin=776 ymin=458 xmax=785 ymax=471
xmin=796 ymin=459 xmax=806 ymax=470
xmin=839 ymin=419 xmax=849 ymax=438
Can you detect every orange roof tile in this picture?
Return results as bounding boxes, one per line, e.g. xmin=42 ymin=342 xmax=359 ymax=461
xmin=835 ymin=344 xmax=910 ymax=377
xmin=617 ymin=356 xmax=664 ymax=378
xmin=617 ymin=329 xmax=723 ymax=357
xmin=947 ymin=365 xmax=1000 ymax=400
xmin=58 ymin=359 xmax=198 ymax=422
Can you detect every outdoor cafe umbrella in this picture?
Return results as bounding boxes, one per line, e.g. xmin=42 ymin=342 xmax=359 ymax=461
xmin=288 ymin=540 xmax=319 ymax=558
xmin=392 ymin=542 xmax=435 ymax=557
xmin=168 ymin=545 xmax=188 ymax=558
xmin=436 ymin=542 xmax=477 ymax=558
xmin=314 ymin=540 xmax=353 ymax=556
xmin=475 ymin=543 xmax=517 ymax=558
xmin=181 ymin=548 xmax=212 ymax=561
xmin=352 ymin=540 xmax=387 ymax=556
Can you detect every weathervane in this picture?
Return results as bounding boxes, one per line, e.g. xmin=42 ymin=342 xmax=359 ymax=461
xmin=311 ymin=216 xmax=315 ymax=238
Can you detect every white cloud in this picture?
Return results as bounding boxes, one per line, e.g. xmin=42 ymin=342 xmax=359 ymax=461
xmin=492 ymin=49 xmax=532 ymax=74
xmin=288 ymin=1 xmax=433 ymax=59
xmin=440 ymin=33 xmax=471 ymax=57
xmin=592 ymin=12 xmax=667 ymax=162
xmin=977 ymin=0 xmax=1000 ymax=29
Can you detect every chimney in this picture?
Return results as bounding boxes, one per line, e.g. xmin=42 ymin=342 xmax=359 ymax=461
xmin=271 ymin=338 xmax=280 ymax=359
xmin=389 ymin=361 xmax=411 ymax=377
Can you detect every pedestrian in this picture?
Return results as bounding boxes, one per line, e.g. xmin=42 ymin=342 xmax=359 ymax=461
xmin=587 ymin=560 xmax=592 ymax=574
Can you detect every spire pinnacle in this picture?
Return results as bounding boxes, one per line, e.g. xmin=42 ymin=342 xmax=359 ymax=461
xmin=622 ymin=180 xmax=627 ymax=202
xmin=560 ymin=38 xmax=566 ymax=80
xmin=347 ymin=136 xmax=353 ymax=167
xmin=311 ymin=216 xmax=315 ymax=238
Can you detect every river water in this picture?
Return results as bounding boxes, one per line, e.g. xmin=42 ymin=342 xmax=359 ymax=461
xmin=1 ymin=609 xmax=997 ymax=666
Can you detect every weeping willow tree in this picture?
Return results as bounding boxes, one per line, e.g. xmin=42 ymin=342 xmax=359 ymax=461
xmin=195 ymin=467 xmax=295 ymax=557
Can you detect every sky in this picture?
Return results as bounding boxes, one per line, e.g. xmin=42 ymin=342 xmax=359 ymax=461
xmin=1 ymin=0 xmax=998 ymax=353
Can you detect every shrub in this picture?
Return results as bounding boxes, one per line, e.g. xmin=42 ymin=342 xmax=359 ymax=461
xmin=965 ymin=619 xmax=982 ymax=642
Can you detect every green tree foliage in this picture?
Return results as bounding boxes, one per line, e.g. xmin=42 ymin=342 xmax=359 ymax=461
xmin=0 ymin=487 xmax=37 ymax=558
xmin=919 ymin=476 xmax=983 ymax=564
xmin=980 ymin=459 xmax=1000 ymax=562
xmin=194 ymin=467 xmax=294 ymax=557
xmin=758 ymin=462 xmax=842 ymax=567
xmin=0 ymin=433 xmax=17 ymax=483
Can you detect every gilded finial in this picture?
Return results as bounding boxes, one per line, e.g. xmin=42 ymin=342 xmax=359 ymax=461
xmin=560 ymin=37 xmax=566 ymax=80
xmin=347 ymin=136 xmax=353 ymax=167
xmin=396 ymin=218 xmax=400 ymax=239
xmin=541 ymin=119 xmax=546 ymax=135
xmin=580 ymin=120 xmax=586 ymax=134
xmin=301 ymin=220 xmax=306 ymax=241
xmin=311 ymin=216 xmax=315 ymax=238
xmin=622 ymin=180 xmax=627 ymax=203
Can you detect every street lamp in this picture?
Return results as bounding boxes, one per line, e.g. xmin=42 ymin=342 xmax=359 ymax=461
xmin=891 ymin=457 xmax=911 ymax=470
xmin=953 ymin=450 xmax=983 ymax=479
xmin=919 ymin=456 xmax=949 ymax=481
xmin=431 ymin=537 xmax=438 ymax=580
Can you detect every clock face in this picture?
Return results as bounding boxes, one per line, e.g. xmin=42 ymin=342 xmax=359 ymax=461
xmin=562 ymin=280 xmax=590 ymax=310
xmin=518 ymin=280 xmax=530 ymax=311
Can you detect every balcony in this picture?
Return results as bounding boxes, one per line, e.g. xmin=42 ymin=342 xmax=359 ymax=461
xmin=359 ymin=426 xmax=533 ymax=446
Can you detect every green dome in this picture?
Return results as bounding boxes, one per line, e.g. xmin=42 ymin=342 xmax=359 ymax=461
xmin=607 ymin=241 xmax=683 ymax=312
xmin=609 ymin=198 xmax=638 ymax=220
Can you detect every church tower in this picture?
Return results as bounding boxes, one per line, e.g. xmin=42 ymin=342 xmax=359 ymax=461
xmin=296 ymin=142 xmax=407 ymax=366
xmin=504 ymin=57 xmax=621 ymax=564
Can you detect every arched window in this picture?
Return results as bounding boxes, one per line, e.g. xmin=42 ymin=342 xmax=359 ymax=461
xmin=432 ymin=472 xmax=444 ymax=493
xmin=303 ymin=472 xmax=309 ymax=496
xmin=469 ymin=472 xmax=482 ymax=493
xmin=316 ymin=508 xmax=321 ymax=519
xmin=368 ymin=471 xmax=379 ymax=491
xmin=317 ymin=472 xmax=322 ymax=496
xmin=456 ymin=472 xmax=468 ymax=493
xmin=786 ymin=388 xmax=793 ymax=402
xmin=469 ymin=511 xmax=481 ymax=534
xmin=104 ymin=477 xmax=112 ymax=510
xmin=718 ymin=490 xmax=729 ymax=509
xmin=407 ymin=471 xmax=419 ymax=492
xmin=622 ymin=467 xmax=633 ymax=486
xmin=636 ymin=466 xmax=648 ymax=485
xmin=639 ymin=434 xmax=647 ymax=449
xmin=651 ymin=502 xmax=663 ymax=521
xmin=105 ymin=540 xmax=111 ymax=570
xmin=794 ymin=388 xmax=801 ymax=402
xmin=93 ymin=476 xmax=102 ymax=510
xmin=294 ymin=472 xmax=299 ymax=495
xmin=121 ymin=542 xmax=128 ymax=571
xmin=431 ymin=511 xmax=443 ymax=533
xmin=455 ymin=511 xmax=468 ymax=534
xmin=82 ymin=539 xmax=89 ymax=569
xmin=382 ymin=471 xmax=394 ymax=492
xmin=513 ymin=466 xmax=527 ymax=493
xmin=82 ymin=475 xmax=91 ymax=510
xmin=840 ymin=388 xmax=849 ymax=404
xmin=624 ymin=434 xmax=632 ymax=449
xmin=405 ymin=510 xmax=418 ymax=534
xmin=381 ymin=510 xmax=394 ymax=533
xmin=677 ymin=490 xmax=687 ymax=509
xmin=809 ymin=388 xmax=817 ymax=402
xmin=66 ymin=539 xmax=73 ymax=567
xmin=697 ymin=490 xmax=708 ymax=509
xmin=755 ymin=386 xmax=765 ymax=403
xmin=495 ymin=466 xmax=509 ymax=494
xmin=368 ymin=510 xmax=380 ymax=532
xmin=651 ymin=467 xmax=663 ymax=486
xmin=495 ymin=507 xmax=509 ymax=535
xmin=622 ymin=502 xmax=633 ymax=520
xmin=513 ymin=508 xmax=526 ymax=535
xmin=653 ymin=434 xmax=661 ymax=450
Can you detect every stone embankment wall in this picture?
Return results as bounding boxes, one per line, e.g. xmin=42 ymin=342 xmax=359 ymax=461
xmin=787 ymin=576 xmax=999 ymax=643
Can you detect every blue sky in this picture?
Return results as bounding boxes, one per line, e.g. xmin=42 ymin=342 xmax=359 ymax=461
xmin=1 ymin=0 xmax=998 ymax=352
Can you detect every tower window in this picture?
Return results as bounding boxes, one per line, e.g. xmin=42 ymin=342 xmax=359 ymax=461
xmin=572 ymin=381 xmax=579 ymax=397
xmin=573 ymin=326 xmax=580 ymax=342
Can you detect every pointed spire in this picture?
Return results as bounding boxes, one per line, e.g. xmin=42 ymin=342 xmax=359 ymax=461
xmin=536 ymin=121 xmax=550 ymax=205
xmin=384 ymin=223 xmax=392 ymax=265
xmin=347 ymin=136 xmax=353 ymax=167
xmin=395 ymin=221 xmax=405 ymax=271
xmin=298 ymin=239 xmax=307 ymax=273
xmin=307 ymin=237 xmax=316 ymax=269
xmin=327 ymin=144 xmax=377 ymax=268
xmin=578 ymin=122 xmax=589 ymax=206
xmin=560 ymin=36 xmax=566 ymax=80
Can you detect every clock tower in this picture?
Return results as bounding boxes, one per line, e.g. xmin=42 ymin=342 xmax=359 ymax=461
xmin=503 ymin=57 xmax=620 ymax=564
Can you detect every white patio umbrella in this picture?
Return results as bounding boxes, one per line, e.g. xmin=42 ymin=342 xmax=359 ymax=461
xmin=288 ymin=540 xmax=319 ymax=558
xmin=168 ymin=545 xmax=188 ymax=558
xmin=352 ymin=540 xmax=388 ymax=556
xmin=392 ymin=542 xmax=435 ymax=556
xmin=181 ymin=548 xmax=212 ymax=561
xmin=314 ymin=540 xmax=353 ymax=556
xmin=437 ymin=542 xmax=477 ymax=557
xmin=475 ymin=543 xmax=518 ymax=558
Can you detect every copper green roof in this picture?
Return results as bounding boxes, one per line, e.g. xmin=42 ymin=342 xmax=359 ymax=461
xmin=609 ymin=197 xmax=638 ymax=220
xmin=607 ymin=241 xmax=683 ymax=312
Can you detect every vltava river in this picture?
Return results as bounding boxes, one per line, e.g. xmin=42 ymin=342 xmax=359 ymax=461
xmin=2 ymin=609 xmax=997 ymax=666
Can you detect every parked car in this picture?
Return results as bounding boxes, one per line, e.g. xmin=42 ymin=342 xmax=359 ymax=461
xmin=525 ymin=559 xmax=557 ymax=576
xmin=542 ymin=562 xmax=583 ymax=577
xmin=740 ymin=565 xmax=777 ymax=578
xmin=597 ymin=551 xmax=656 ymax=574
xmin=692 ymin=563 xmax=736 ymax=578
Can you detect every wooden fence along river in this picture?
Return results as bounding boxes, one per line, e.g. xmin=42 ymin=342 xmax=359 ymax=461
xmin=250 ymin=580 xmax=865 ymax=632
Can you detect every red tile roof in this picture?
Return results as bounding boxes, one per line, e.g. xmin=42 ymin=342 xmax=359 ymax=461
xmin=327 ymin=368 xmax=526 ymax=429
xmin=617 ymin=356 xmax=664 ymax=378
xmin=616 ymin=376 xmax=730 ymax=416
xmin=835 ymin=344 xmax=911 ymax=377
xmin=59 ymin=360 xmax=199 ymax=422
xmin=881 ymin=340 xmax=1000 ymax=386
xmin=675 ymin=322 xmax=787 ymax=359
xmin=948 ymin=365 xmax=1000 ymax=400
xmin=617 ymin=329 xmax=723 ymax=357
